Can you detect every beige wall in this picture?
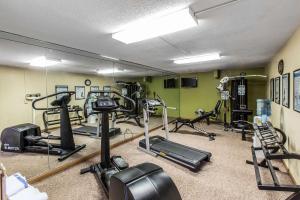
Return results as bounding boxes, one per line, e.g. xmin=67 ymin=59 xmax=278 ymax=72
xmin=0 ymin=65 xmax=130 ymax=132
xmin=266 ymin=27 xmax=300 ymax=184
xmin=0 ymin=66 xmax=46 ymax=131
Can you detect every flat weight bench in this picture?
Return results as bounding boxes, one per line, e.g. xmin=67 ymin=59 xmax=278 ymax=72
xmin=170 ymin=101 xmax=221 ymax=141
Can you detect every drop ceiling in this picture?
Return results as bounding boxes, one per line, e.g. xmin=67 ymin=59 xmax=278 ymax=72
xmin=0 ymin=0 xmax=299 ymax=75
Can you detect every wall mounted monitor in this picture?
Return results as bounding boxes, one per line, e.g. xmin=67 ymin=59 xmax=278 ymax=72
xmin=181 ymin=77 xmax=198 ymax=88
xmin=164 ymin=78 xmax=177 ymax=88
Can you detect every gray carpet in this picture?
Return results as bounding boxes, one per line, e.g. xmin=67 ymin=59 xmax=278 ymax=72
xmin=32 ymin=124 xmax=294 ymax=200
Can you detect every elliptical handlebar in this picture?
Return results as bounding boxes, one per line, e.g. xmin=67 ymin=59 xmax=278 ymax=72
xmin=32 ymin=91 xmax=75 ymax=111
xmin=87 ymin=90 xmax=136 ymax=113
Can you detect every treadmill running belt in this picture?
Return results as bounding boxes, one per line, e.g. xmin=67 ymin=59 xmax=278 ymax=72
xmin=73 ymin=126 xmax=98 ymax=135
xmin=139 ymin=135 xmax=211 ymax=170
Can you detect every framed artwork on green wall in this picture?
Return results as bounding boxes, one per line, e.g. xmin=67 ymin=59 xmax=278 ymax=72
xmin=293 ymin=69 xmax=300 ymax=112
xmin=282 ymin=73 xmax=290 ymax=108
xmin=274 ymin=77 xmax=280 ymax=104
xmin=270 ymin=78 xmax=274 ymax=101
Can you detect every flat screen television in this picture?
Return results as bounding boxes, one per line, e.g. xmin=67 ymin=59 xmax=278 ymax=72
xmin=164 ymin=78 xmax=177 ymax=88
xmin=181 ymin=77 xmax=197 ymax=88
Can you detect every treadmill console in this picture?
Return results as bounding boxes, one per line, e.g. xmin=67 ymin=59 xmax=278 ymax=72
xmin=144 ymin=99 xmax=161 ymax=107
xmin=92 ymin=96 xmax=118 ymax=111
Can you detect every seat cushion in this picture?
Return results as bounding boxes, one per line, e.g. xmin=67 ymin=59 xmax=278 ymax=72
xmin=176 ymin=118 xmax=190 ymax=123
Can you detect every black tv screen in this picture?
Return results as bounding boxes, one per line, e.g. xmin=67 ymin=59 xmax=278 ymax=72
xmin=164 ymin=78 xmax=177 ymax=88
xmin=181 ymin=77 xmax=197 ymax=88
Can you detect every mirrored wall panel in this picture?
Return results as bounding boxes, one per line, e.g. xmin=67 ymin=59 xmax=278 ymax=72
xmin=0 ymin=39 xmax=50 ymax=178
xmin=0 ymin=36 xmax=179 ymax=178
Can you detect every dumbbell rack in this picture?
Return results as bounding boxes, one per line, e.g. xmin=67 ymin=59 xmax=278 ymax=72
xmin=248 ymin=122 xmax=300 ymax=200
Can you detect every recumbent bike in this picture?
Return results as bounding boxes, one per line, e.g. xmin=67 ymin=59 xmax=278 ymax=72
xmin=80 ymin=90 xmax=181 ymax=200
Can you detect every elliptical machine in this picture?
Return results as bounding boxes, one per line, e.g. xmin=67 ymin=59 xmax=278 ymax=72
xmin=33 ymin=92 xmax=86 ymax=161
xmin=80 ymin=91 xmax=181 ymax=200
xmin=1 ymin=92 xmax=86 ymax=162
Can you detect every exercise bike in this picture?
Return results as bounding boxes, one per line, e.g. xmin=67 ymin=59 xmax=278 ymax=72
xmin=80 ymin=90 xmax=181 ymax=200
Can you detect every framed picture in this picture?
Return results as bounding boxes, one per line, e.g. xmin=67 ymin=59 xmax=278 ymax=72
xmin=293 ymin=69 xmax=300 ymax=112
xmin=75 ymin=86 xmax=85 ymax=100
xmin=55 ymin=85 xmax=68 ymax=99
xmin=90 ymin=86 xmax=99 ymax=92
xmin=90 ymin=86 xmax=100 ymax=97
xmin=270 ymin=78 xmax=274 ymax=101
xmin=103 ymin=85 xmax=111 ymax=96
xmin=282 ymin=73 xmax=290 ymax=108
xmin=274 ymin=77 xmax=280 ymax=104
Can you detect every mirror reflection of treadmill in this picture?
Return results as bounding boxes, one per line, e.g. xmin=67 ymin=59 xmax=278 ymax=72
xmin=72 ymin=90 xmax=121 ymax=137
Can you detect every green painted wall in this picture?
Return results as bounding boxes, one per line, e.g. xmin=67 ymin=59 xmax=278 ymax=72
xmin=180 ymin=71 xmax=219 ymax=119
xmin=147 ymin=67 xmax=267 ymax=122
xmin=145 ymin=76 xmax=180 ymax=118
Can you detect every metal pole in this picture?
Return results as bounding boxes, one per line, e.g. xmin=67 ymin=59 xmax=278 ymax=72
xmin=143 ymin=105 xmax=150 ymax=152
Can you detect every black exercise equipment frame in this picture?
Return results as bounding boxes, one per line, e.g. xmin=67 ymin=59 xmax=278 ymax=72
xmin=246 ymin=122 xmax=300 ymax=200
xmin=170 ymin=101 xmax=221 ymax=141
xmin=80 ymin=90 xmax=135 ymax=196
xmin=43 ymin=105 xmax=83 ymax=132
xmin=115 ymin=81 xmax=144 ymax=127
xmin=32 ymin=91 xmax=86 ymax=161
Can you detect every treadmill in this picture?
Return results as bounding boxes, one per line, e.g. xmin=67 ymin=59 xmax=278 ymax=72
xmin=73 ymin=119 xmax=120 ymax=138
xmin=138 ymin=97 xmax=212 ymax=171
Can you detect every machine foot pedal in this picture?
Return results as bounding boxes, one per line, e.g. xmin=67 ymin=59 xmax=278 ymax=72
xmin=112 ymin=156 xmax=128 ymax=170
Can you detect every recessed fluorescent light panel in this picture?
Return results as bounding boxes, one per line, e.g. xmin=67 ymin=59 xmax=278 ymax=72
xmin=101 ymin=55 xmax=119 ymax=60
xmin=112 ymin=7 xmax=198 ymax=44
xmin=29 ymin=56 xmax=61 ymax=67
xmin=97 ymin=68 xmax=127 ymax=74
xmin=174 ymin=53 xmax=221 ymax=64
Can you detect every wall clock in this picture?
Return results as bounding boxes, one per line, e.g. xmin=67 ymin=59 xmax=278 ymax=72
xmin=85 ymin=79 xmax=91 ymax=86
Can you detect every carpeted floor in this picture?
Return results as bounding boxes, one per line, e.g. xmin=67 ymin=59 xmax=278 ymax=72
xmin=33 ymin=123 xmax=294 ymax=200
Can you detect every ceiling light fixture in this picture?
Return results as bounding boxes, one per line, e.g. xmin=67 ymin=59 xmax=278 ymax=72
xmin=97 ymin=68 xmax=127 ymax=74
xmin=112 ymin=7 xmax=198 ymax=44
xmin=174 ymin=53 xmax=221 ymax=64
xmin=29 ymin=56 xmax=61 ymax=67
xmin=101 ymin=55 xmax=119 ymax=60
